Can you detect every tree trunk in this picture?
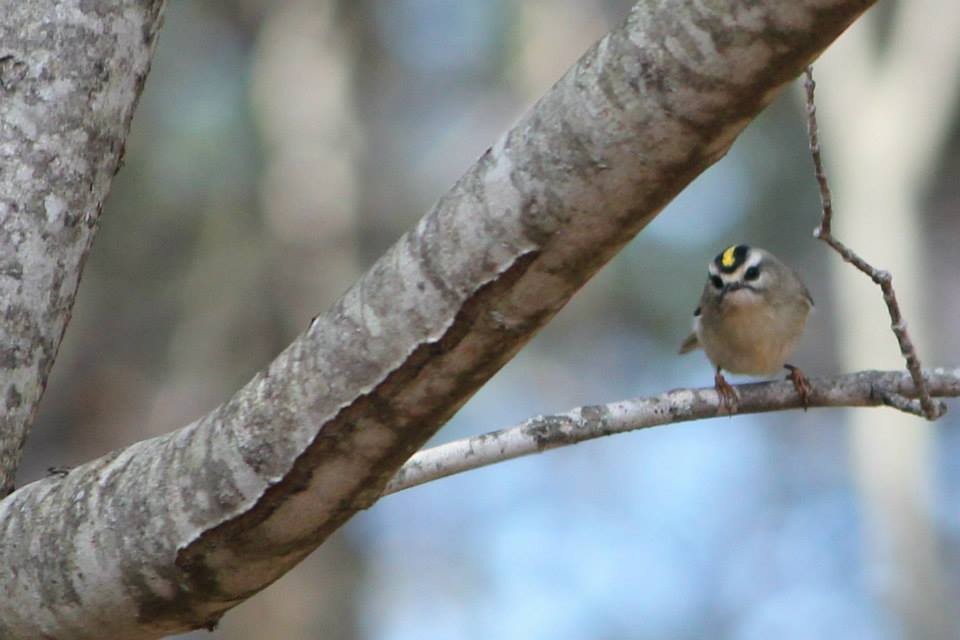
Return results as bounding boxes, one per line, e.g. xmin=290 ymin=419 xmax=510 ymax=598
xmin=0 ymin=0 xmax=165 ymax=496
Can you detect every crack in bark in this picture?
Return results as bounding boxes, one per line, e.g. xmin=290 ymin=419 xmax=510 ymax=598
xmin=166 ymin=251 xmax=541 ymax=621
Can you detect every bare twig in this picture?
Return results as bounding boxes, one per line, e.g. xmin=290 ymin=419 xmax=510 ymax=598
xmin=803 ymin=67 xmax=943 ymax=420
xmin=384 ymin=368 xmax=960 ymax=495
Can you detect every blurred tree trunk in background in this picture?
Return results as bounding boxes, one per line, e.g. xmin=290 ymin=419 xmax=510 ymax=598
xmin=817 ymin=2 xmax=960 ymax=638
xmin=342 ymin=0 xmax=523 ymax=263
xmin=341 ymin=0 xmax=403 ymax=263
xmin=197 ymin=1 xmax=366 ymax=638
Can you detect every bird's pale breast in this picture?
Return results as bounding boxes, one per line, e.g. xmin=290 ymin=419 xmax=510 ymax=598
xmin=697 ymin=295 xmax=808 ymax=376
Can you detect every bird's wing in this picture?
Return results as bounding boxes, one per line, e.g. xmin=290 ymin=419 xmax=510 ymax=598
xmin=678 ymin=307 xmax=701 ymax=354
xmin=791 ymin=267 xmax=814 ymax=307
xmin=678 ymin=331 xmax=700 ymax=354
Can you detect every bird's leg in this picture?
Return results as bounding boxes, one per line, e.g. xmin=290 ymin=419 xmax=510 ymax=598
xmin=714 ymin=367 xmax=739 ymax=414
xmin=784 ymin=363 xmax=811 ymax=410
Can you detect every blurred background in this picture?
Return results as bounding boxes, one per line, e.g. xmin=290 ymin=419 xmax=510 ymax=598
xmin=18 ymin=1 xmax=960 ymax=638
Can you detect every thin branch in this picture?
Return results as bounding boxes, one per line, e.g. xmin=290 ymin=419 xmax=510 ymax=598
xmin=803 ymin=67 xmax=944 ymax=420
xmin=384 ymin=368 xmax=960 ymax=495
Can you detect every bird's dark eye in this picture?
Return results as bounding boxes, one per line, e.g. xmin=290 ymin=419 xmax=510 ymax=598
xmin=710 ymin=275 xmax=723 ymax=289
xmin=744 ymin=266 xmax=760 ymax=281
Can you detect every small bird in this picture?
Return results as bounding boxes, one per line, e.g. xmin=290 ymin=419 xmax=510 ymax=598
xmin=679 ymin=244 xmax=813 ymax=412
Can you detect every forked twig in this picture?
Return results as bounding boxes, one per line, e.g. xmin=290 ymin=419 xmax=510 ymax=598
xmin=802 ymin=67 xmax=944 ymax=420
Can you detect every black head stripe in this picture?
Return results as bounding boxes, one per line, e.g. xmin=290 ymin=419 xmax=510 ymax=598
xmin=713 ymin=244 xmax=750 ymax=274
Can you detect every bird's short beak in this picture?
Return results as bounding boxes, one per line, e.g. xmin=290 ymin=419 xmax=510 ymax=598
xmin=723 ymin=281 xmax=743 ymax=293
xmin=719 ymin=281 xmax=745 ymax=303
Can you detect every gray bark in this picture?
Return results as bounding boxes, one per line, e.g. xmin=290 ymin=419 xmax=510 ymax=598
xmin=386 ymin=368 xmax=960 ymax=495
xmin=0 ymin=0 xmax=166 ymax=495
xmin=0 ymin=0 xmax=876 ymax=637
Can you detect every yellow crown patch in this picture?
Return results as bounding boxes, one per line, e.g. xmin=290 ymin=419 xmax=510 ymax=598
xmin=720 ymin=246 xmax=738 ymax=268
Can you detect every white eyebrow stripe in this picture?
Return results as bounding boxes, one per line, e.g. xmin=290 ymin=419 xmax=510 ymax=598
xmin=744 ymin=251 xmax=763 ymax=269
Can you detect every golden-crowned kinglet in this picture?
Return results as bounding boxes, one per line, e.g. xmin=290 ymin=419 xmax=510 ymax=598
xmin=679 ymin=244 xmax=813 ymax=412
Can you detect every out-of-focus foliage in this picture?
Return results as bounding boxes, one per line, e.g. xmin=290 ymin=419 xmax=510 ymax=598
xmin=21 ymin=1 xmax=960 ymax=639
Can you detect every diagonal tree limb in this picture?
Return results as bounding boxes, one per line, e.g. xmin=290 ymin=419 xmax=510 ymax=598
xmin=0 ymin=0 xmax=878 ymax=637
xmin=0 ymin=0 xmax=167 ymax=496
xmin=385 ymin=368 xmax=960 ymax=495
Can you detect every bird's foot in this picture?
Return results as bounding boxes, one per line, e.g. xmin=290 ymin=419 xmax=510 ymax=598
xmin=714 ymin=369 xmax=739 ymax=415
xmin=784 ymin=364 xmax=811 ymax=410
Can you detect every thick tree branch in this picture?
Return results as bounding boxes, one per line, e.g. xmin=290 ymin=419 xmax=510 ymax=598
xmin=0 ymin=0 xmax=166 ymax=495
xmin=385 ymin=369 xmax=960 ymax=495
xmin=0 ymin=1 xmax=877 ymax=637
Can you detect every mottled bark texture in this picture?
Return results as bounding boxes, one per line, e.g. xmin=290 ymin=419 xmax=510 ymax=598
xmin=386 ymin=368 xmax=960 ymax=495
xmin=0 ymin=0 xmax=875 ymax=638
xmin=0 ymin=0 xmax=166 ymax=496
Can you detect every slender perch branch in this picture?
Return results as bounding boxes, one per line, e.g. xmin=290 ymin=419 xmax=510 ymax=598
xmin=384 ymin=368 xmax=960 ymax=495
xmin=803 ymin=67 xmax=944 ymax=420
